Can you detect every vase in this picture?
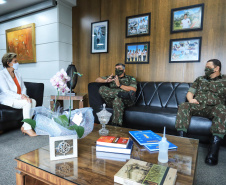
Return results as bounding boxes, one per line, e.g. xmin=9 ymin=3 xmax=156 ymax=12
xmin=49 ymin=135 xmax=78 ymax=160
xmin=66 ymin=64 xmax=78 ymax=93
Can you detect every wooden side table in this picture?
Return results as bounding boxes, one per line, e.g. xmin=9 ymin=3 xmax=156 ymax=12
xmin=50 ymin=93 xmax=88 ymax=109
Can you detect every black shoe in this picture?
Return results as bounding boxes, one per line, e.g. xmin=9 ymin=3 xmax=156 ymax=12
xmin=129 ymin=90 xmax=136 ymax=102
xmin=177 ymin=130 xmax=187 ymax=137
xmin=205 ymin=135 xmax=222 ymax=166
xmin=118 ymin=90 xmax=136 ymax=101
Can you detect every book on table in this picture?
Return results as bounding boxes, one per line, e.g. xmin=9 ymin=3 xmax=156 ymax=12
xmin=96 ymin=151 xmax=131 ymax=162
xmin=96 ymin=136 xmax=130 ymax=148
xmin=145 ymin=142 xmax=177 ymax=152
xmin=96 ymin=139 xmax=133 ymax=154
xmin=129 ymin=130 xmax=162 ymax=145
xmin=129 ymin=130 xmax=177 ymax=151
xmin=114 ymin=158 xmax=177 ymax=185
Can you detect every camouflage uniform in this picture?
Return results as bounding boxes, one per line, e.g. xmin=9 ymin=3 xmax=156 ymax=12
xmin=175 ymin=75 xmax=226 ymax=138
xmin=99 ymin=74 xmax=137 ymax=126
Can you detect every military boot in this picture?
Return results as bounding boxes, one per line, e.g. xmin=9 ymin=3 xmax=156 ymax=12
xmin=176 ymin=130 xmax=187 ymax=137
xmin=118 ymin=90 xmax=136 ymax=101
xmin=205 ymin=135 xmax=222 ymax=166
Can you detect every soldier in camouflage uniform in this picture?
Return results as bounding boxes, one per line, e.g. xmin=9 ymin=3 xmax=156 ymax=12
xmin=175 ymin=59 xmax=226 ymax=166
xmin=95 ymin=63 xmax=137 ymax=126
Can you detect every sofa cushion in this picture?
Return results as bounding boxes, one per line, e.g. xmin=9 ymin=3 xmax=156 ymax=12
xmin=124 ymin=106 xmax=212 ymax=136
xmin=0 ymin=104 xmax=23 ymax=122
xmin=124 ymin=106 xmax=178 ymax=131
xmin=88 ymin=82 xmax=108 ymax=107
xmin=24 ymin=82 xmax=44 ymax=106
xmin=136 ymin=82 xmax=191 ymax=108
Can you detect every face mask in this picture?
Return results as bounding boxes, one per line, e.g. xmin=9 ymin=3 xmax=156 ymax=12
xmin=12 ymin=63 xmax=19 ymax=70
xmin=204 ymin=67 xmax=214 ymax=77
xmin=115 ymin=68 xmax=124 ymax=76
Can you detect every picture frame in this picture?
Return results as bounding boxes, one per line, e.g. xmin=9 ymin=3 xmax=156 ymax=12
xmin=169 ymin=37 xmax=202 ymax=63
xmin=91 ymin=20 xmax=109 ymax=53
xmin=125 ymin=42 xmax=150 ymax=64
xmin=5 ymin=23 xmax=36 ymax=63
xmin=49 ymin=135 xmax=78 ymax=161
xmin=126 ymin=13 xmax=151 ymax=37
xmin=171 ymin=3 xmax=204 ymax=33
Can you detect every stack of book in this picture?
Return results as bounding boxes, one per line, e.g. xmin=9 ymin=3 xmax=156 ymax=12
xmin=129 ymin=130 xmax=177 ymax=152
xmin=95 ymin=136 xmax=133 ymax=161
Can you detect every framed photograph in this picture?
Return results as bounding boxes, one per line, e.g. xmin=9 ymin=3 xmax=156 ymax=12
xmin=169 ymin=37 xmax=202 ymax=63
xmin=171 ymin=3 xmax=204 ymax=33
xmin=126 ymin=13 xmax=151 ymax=37
xmin=125 ymin=42 xmax=150 ymax=64
xmin=91 ymin=20 xmax=108 ymax=53
xmin=5 ymin=23 xmax=36 ymax=63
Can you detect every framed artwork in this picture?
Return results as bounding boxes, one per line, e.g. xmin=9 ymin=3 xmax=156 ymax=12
xmin=171 ymin=3 xmax=204 ymax=33
xmin=169 ymin=37 xmax=202 ymax=63
xmin=126 ymin=13 xmax=151 ymax=37
xmin=125 ymin=42 xmax=150 ymax=64
xmin=5 ymin=23 xmax=36 ymax=63
xmin=91 ymin=20 xmax=109 ymax=53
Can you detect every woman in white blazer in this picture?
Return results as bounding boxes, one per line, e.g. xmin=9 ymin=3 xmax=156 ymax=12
xmin=0 ymin=53 xmax=37 ymax=136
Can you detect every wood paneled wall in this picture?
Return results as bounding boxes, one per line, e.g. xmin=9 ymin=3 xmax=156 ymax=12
xmin=72 ymin=0 xmax=226 ymax=94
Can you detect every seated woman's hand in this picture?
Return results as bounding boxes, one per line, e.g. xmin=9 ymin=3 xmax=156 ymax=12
xmin=21 ymin=94 xmax=32 ymax=103
xmin=21 ymin=94 xmax=27 ymax=99
xmin=26 ymin=98 xmax=32 ymax=103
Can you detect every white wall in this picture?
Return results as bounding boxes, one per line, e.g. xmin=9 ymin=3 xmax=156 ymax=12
xmin=0 ymin=2 xmax=73 ymax=107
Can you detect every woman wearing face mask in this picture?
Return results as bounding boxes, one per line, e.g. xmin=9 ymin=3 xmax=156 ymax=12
xmin=0 ymin=53 xmax=37 ymax=136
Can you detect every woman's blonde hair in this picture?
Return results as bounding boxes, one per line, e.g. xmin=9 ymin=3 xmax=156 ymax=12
xmin=2 ymin=52 xmax=17 ymax=68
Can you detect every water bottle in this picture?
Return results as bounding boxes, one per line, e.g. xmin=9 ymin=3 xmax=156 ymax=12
xmin=158 ymin=127 xmax=169 ymax=163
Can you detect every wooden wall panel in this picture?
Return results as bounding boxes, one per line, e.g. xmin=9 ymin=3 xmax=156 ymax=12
xmin=72 ymin=0 xmax=101 ymax=94
xmin=100 ymin=0 xmax=139 ymax=78
xmin=73 ymin=0 xmax=226 ymax=94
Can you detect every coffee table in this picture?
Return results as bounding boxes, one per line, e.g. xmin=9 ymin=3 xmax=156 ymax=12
xmin=15 ymin=125 xmax=199 ymax=185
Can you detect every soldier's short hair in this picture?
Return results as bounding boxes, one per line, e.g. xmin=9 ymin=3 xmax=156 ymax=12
xmin=115 ymin=63 xmax=125 ymax=70
xmin=207 ymin=59 xmax=221 ymax=72
xmin=2 ymin=52 xmax=17 ymax=68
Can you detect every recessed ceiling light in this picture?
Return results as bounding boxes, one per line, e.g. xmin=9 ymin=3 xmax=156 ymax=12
xmin=0 ymin=0 xmax=6 ymax=5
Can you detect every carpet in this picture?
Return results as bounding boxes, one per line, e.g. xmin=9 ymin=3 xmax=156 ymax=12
xmin=0 ymin=129 xmax=226 ymax=185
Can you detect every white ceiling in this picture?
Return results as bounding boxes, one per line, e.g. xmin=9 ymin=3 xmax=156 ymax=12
xmin=0 ymin=0 xmax=46 ymax=16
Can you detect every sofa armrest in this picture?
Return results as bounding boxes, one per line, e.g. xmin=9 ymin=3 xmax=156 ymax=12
xmin=24 ymin=82 xmax=44 ymax=106
xmin=88 ymin=82 xmax=109 ymax=108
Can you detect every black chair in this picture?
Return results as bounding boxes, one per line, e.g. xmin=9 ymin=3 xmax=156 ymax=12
xmin=0 ymin=82 xmax=44 ymax=131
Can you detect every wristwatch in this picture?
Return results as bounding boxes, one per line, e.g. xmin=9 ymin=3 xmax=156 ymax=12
xmin=119 ymin=84 xmax=122 ymax=88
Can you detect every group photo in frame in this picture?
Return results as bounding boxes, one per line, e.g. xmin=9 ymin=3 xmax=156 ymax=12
xmin=171 ymin=3 xmax=204 ymax=33
xmin=91 ymin=20 xmax=109 ymax=53
xmin=5 ymin=23 xmax=36 ymax=63
xmin=126 ymin=13 xmax=151 ymax=37
xmin=169 ymin=37 xmax=202 ymax=63
xmin=125 ymin=42 xmax=150 ymax=64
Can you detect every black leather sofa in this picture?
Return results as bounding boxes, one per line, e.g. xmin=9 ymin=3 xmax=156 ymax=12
xmin=88 ymin=82 xmax=219 ymax=143
xmin=0 ymin=82 xmax=44 ymax=132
